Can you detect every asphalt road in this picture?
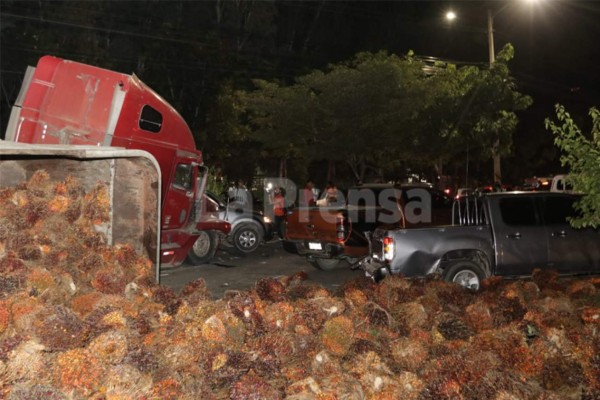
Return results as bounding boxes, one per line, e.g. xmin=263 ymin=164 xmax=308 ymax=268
xmin=159 ymin=240 xmax=365 ymax=299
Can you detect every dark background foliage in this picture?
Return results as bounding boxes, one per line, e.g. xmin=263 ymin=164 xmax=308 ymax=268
xmin=2 ymin=1 xmax=599 ymax=187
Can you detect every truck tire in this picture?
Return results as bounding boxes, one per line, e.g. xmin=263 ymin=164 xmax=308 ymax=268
xmin=443 ymin=260 xmax=486 ymax=291
xmin=233 ymin=223 xmax=262 ymax=254
xmin=187 ymin=230 xmax=217 ymax=265
xmin=311 ymin=258 xmax=341 ymax=271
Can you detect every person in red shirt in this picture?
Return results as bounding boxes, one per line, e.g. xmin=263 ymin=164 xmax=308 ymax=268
xmin=272 ymin=187 xmax=286 ymax=239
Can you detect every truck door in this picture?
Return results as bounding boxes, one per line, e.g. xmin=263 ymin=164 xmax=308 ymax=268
xmin=162 ymin=162 xmax=195 ymax=230
xmin=492 ymin=196 xmax=548 ymax=276
xmin=543 ymin=195 xmax=600 ymax=274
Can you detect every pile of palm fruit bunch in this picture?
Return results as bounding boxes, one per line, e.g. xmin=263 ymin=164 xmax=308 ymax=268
xmin=1 ymin=170 xmax=600 ymax=399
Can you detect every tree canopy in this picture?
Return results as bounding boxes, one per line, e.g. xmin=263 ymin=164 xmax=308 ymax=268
xmin=235 ymin=45 xmax=531 ymax=185
xmin=546 ymin=105 xmax=600 ymax=228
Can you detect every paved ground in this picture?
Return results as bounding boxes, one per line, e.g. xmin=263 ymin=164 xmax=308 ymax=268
xmin=159 ymin=240 xmax=365 ymax=299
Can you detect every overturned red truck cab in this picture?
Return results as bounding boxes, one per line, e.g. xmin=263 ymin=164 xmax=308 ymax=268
xmin=4 ymin=55 xmax=230 ymax=267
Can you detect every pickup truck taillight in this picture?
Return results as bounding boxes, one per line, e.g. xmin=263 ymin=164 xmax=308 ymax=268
xmin=336 ymin=213 xmax=345 ymax=243
xmin=383 ymin=236 xmax=394 ymax=261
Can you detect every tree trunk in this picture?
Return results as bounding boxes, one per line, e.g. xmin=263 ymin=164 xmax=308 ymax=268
xmin=433 ymin=160 xmax=444 ymax=189
xmin=236 ymin=0 xmax=253 ymax=51
xmin=358 ymin=159 xmax=367 ymax=183
xmin=302 ymin=0 xmax=324 ymax=53
xmin=137 ymin=55 xmax=146 ymax=76
xmin=493 ymin=139 xmax=502 ymax=184
xmin=346 ymin=158 xmax=358 ymax=183
xmin=215 ymin=0 xmax=223 ymax=24
xmin=279 ymin=158 xmax=287 ymax=178
xmin=327 ymin=160 xmax=336 ymax=183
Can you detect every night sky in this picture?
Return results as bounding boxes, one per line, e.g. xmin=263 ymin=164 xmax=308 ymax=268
xmin=285 ymin=0 xmax=600 ymax=178
xmin=400 ymin=1 xmax=600 ymax=178
xmin=1 ymin=0 xmax=599 ymax=182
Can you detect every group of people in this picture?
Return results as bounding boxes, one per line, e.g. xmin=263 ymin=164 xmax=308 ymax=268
xmin=270 ymin=180 xmax=341 ymax=240
xmin=301 ymin=180 xmax=339 ymax=207
xmin=227 ymin=179 xmax=251 ymax=209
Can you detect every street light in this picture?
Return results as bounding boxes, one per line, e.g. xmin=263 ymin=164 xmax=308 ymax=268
xmin=447 ymin=1 xmax=544 ymax=68
xmin=444 ymin=6 xmax=508 ymax=68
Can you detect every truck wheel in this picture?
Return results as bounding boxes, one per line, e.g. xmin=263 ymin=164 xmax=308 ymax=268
xmin=187 ymin=230 xmax=217 ymax=265
xmin=443 ymin=260 xmax=486 ymax=291
xmin=233 ymin=224 xmax=262 ymax=254
xmin=311 ymin=258 xmax=341 ymax=271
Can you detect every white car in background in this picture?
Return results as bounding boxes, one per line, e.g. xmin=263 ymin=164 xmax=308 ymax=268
xmin=455 ymin=188 xmax=474 ymax=199
xmin=551 ymin=174 xmax=574 ymax=193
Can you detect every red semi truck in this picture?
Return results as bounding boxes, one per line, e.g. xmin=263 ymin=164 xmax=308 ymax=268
xmin=3 ymin=55 xmax=230 ymax=267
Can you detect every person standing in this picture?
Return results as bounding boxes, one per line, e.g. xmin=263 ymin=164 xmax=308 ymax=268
xmin=272 ymin=187 xmax=286 ymax=239
xmin=325 ymin=181 xmax=338 ymax=205
xmin=231 ymin=179 xmax=250 ymax=209
xmin=302 ymin=180 xmax=316 ymax=206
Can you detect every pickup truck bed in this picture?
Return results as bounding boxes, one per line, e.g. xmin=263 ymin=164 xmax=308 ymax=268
xmin=284 ymin=184 xmax=453 ymax=269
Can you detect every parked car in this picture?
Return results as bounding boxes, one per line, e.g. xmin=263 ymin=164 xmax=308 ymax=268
xmin=551 ymin=174 xmax=575 ymax=193
xmin=455 ymin=188 xmax=474 ymax=199
xmin=205 ymin=191 xmax=274 ymax=254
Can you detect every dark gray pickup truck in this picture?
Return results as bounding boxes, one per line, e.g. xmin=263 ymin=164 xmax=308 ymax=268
xmin=359 ymin=192 xmax=600 ymax=290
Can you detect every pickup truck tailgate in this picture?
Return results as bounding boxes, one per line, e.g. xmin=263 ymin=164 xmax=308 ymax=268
xmin=286 ymin=206 xmax=344 ymax=240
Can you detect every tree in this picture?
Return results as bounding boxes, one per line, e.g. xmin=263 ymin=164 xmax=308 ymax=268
xmin=235 ymin=47 xmax=531 ymax=185
xmin=201 ymin=82 xmax=261 ymax=184
xmin=472 ymin=45 xmax=532 ymax=185
xmin=298 ymin=51 xmax=428 ymax=183
xmin=238 ymin=51 xmax=428 ymax=182
xmin=409 ymin=63 xmax=480 ymax=180
xmin=238 ymin=79 xmax=317 ymax=178
xmin=383 ymin=44 xmax=531 ymax=186
xmin=546 ymin=105 xmax=600 ymax=228
xmin=417 ymin=44 xmax=531 ymax=185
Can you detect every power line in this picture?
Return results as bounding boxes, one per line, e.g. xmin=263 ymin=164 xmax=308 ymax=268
xmin=1 ymin=12 xmax=205 ymax=46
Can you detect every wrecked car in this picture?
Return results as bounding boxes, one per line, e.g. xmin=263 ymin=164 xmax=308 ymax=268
xmin=359 ymin=192 xmax=600 ymax=290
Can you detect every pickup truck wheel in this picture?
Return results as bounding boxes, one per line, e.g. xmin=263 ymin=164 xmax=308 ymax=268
xmin=233 ymin=224 xmax=262 ymax=254
xmin=311 ymin=258 xmax=341 ymax=271
xmin=443 ymin=260 xmax=486 ymax=291
xmin=187 ymin=230 xmax=217 ymax=265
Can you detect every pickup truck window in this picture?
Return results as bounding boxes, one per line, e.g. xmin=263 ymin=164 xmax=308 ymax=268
xmin=499 ymin=197 xmax=538 ymax=226
xmin=542 ymin=196 xmax=576 ymax=225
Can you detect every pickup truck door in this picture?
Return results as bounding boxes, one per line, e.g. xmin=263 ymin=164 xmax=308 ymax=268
xmin=492 ymin=196 xmax=548 ymax=276
xmin=542 ymin=195 xmax=600 ymax=274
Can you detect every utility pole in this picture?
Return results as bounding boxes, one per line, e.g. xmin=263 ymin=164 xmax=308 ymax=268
xmin=488 ymin=9 xmax=502 ymax=185
xmin=488 ymin=9 xmax=495 ymax=67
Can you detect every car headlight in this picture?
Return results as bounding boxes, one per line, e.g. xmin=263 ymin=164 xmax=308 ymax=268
xmin=263 ymin=216 xmax=272 ymax=224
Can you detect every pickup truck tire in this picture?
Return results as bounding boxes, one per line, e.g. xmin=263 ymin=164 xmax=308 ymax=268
xmin=311 ymin=258 xmax=341 ymax=271
xmin=443 ymin=260 xmax=486 ymax=291
xmin=233 ymin=223 xmax=262 ymax=254
xmin=187 ymin=230 xmax=217 ymax=265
